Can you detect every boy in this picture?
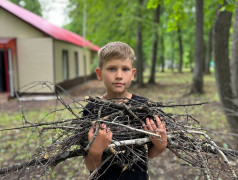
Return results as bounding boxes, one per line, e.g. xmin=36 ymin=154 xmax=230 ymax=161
xmin=83 ymin=42 xmax=167 ymax=179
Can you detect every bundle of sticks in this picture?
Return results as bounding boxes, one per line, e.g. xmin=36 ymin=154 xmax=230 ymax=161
xmin=0 ymin=92 xmax=238 ymax=180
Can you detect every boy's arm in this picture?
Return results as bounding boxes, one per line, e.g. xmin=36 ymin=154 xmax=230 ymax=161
xmin=84 ymin=124 xmax=113 ymax=171
xmin=143 ymin=116 xmax=167 ymax=159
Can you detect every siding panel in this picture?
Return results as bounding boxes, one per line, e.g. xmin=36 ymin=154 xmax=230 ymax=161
xmin=0 ymin=8 xmax=46 ymax=38
xmin=17 ymin=38 xmax=54 ymax=93
xmin=54 ymin=40 xmax=92 ymax=83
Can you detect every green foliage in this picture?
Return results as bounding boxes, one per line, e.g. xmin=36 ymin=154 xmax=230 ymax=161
xmin=204 ymin=0 xmax=218 ymax=36
xmin=218 ymin=0 xmax=237 ymax=12
xmin=66 ymin=0 xmax=138 ymax=47
xmin=220 ymin=4 xmax=236 ymax=12
xmin=147 ymin=0 xmax=161 ymax=9
xmin=66 ymin=0 xmax=154 ymax=66
xmin=9 ymin=0 xmax=42 ymax=16
xmin=64 ymin=0 xmax=237 ymax=77
xmin=163 ymin=0 xmax=190 ymax=32
xmin=67 ymin=0 xmax=188 ymax=68
xmin=24 ymin=0 xmax=42 ymax=16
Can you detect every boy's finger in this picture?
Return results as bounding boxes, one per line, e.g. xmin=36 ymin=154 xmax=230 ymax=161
xmin=88 ymin=127 xmax=95 ymax=140
xmin=99 ymin=124 xmax=107 ymax=132
xmin=106 ymin=127 xmax=111 ymax=133
xmin=107 ymin=129 xmax=113 ymax=135
xmin=146 ymin=118 xmax=154 ymax=131
xmin=100 ymin=123 xmax=106 ymax=128
xmin=108 ymin=131 xmax=113 ymax=139
xmin=155 ymin=115 xmax=161 ymax=121
xmin=160 ymin=122 xmax=166 ymax=133
xmin=142 ymin=123 xmax=148 ymax=131
xmin=155 ymin=116 xmax=162 ymax=128
xmin=93 ymin=123 xmax=100 ymax=130
xmin=89 ymin=126 xmax=95 ymax=133
xmin=156 ymin=116 xmax=166 ymax=132
xmin=150 ymin=119 xmax=157 ymax=130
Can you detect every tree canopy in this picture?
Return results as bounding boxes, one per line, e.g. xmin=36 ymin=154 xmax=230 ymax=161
xmin=9 ymin=0 xmax=42 ymax=16
xmin=65 ymin=0 xmax=238 ymax=141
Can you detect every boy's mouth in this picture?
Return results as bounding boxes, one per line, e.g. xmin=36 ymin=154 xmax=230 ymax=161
xmin=113 ymin=83 xmax=124 ymax=87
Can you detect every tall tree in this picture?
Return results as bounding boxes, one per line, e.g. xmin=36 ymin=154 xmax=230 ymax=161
xmin=9 ymin=0 xmax=42 ymax=16
xmin=204 ymin=26 xmax=213 ymax=74
xmin=136 ymin=0 xmax=144 ymax=87
xmin=203 ymin=1 xmax=218 ymax=74
xmin=177 ymin=26 xmax=183 ymax=73
xmin=171 ymin=38 xmax=175 ymax=72
xmin=148 ymin=4 xmax=160 ymax=84
xmin=231 ymin=4 xmax=238 ymax=98
xmin=160 ymin=34 xmax=165 ymax=72
xmin=67 ymin=0 xmax=138 ymax=47
xmin=213 ymin=2 xmax=238 ymax=134
xmin=191 ymin=0 xmax=204 ymax=93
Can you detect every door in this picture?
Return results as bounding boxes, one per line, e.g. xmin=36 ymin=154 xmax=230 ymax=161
xmin=0 ymin=38 xmax=16 ymax=96
xmin=0 ymin=49 xmax=9 ymax=92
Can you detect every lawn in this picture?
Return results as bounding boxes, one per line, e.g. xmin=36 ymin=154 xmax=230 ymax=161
xmin=0 ymin=69 xmax=235 ymax=179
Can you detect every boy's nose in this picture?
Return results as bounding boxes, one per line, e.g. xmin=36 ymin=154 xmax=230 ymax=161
xmin=115 ymin=70 xmax=123 ymax=78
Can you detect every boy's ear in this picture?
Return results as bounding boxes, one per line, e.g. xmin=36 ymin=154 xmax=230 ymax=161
xmin=131 ymin=68 xmax=136 ymax=80
xmin=95 ymin=68 xmax=102 ymax=81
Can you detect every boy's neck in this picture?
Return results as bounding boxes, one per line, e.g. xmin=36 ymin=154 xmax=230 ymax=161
xmin=102 ymin=92 xmax=132 ymax=100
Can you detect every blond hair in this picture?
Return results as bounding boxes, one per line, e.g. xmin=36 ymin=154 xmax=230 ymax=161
xmin=98 ymin=41 xmax=135 ymax=68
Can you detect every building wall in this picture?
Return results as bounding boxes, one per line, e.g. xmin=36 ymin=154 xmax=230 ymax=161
xmin=0 ymin=8 xmax=46 ymax=38
xmin=17 ymin=38 xmax=54 ymax=93
xmin=54 ymin=40 xmax=92 ymax=84
xmin=0 ymin=7 xmax=96 ymax=93
xmin=0 ymin=7 xmax=54 ymax=93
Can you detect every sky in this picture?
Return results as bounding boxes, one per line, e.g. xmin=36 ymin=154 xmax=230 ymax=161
xmin=39 ymin=0 xmax=71 ymax=27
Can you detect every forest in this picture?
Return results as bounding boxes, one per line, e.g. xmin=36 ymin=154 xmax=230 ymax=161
xmin=65 ymin=0 xmax=238 ymax=139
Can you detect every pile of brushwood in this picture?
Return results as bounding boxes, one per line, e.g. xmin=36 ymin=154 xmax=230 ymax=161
xmin=0 ymin=82 xmax=238 ymax=180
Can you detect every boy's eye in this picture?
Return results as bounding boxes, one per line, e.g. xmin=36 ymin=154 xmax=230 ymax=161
xmin=122 ymin=68 xmax=130 ymax=72
xmin=107 ymin=67 xmax=116 ymax=71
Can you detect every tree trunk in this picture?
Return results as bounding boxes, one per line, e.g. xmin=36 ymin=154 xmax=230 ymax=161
xmin=205 ymin=26 xmax=213 ymax=74
xmin=161 ymin=35 xmax=165 ymax=73
xmin=171 ymin=38 xmax=174 ymax=72
xmin=231 ymin=4 xmax=238 ymax=98
xmin=191 ymin=0 xmax=204 ymax=93
xmin=189 ymin=48 xmax=194 ymax=72
xmin=177 ymin=27 xmax=183 ymax=73
xmin=213 ymin=4 xmax=238 ymax=134
xmin=149 ymin=5 xmax=160 ymax=84
xmin=136 ymin=0 xmax=144 ymax=87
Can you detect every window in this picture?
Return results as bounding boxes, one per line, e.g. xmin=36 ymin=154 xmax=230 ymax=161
xmin=74 ymin=52 xmax=79 ymax=77
xmin=83 ymin=55 xmax=87 ymax=76
xmin=62 ymin=50 xmax=69 ymax=80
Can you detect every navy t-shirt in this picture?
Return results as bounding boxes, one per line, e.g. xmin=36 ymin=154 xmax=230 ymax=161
xmin=83 ymin=94 xmax=150 ymax=180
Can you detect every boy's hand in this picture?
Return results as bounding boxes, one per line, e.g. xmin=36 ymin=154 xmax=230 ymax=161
xmin=88 ymin=123 xmax=113 ymax=155
xmin=143 ymin=115 xmax=167 ymax=158
xmin=85 ymin=124 xmax=113 ymax=171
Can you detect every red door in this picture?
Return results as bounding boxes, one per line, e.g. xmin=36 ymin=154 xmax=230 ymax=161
xmin=0 ymin=38 xmax=16 ymax=93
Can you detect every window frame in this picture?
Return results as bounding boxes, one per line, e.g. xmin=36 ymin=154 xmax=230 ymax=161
xmin=62 ymin=50 xmax=69 ymax=80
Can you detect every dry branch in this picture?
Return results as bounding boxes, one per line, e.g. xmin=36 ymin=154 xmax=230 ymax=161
xmin=0 ymin=83 xmax=237 ymax=179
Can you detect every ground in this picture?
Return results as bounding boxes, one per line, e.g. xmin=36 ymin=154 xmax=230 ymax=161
xmin=0 ymin=72 xmax=237 ymax=180
xmin=0 ymin=80 xmax=104 ymax=114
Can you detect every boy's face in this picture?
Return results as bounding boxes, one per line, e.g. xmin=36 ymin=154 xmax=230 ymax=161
xmin=96 ymin=59 xmax=136 ymax=98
